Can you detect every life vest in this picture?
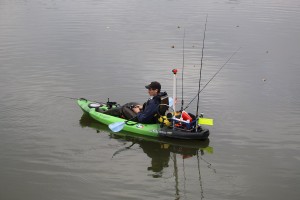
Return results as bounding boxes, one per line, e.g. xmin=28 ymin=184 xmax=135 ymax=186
xmin=158 ymin=115 xmax=172 ymax=126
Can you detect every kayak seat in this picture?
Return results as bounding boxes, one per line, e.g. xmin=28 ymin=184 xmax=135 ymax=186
xmin=158 ymin=92 xmax=169 ymax=116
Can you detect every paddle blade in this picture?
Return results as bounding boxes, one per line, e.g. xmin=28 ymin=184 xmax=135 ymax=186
xmin=108 ymin=121 xmax=125 ymax=132
xmin=198 ymin=118 xmax=214 ymax=126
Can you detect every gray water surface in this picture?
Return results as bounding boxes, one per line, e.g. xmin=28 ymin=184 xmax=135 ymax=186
xmin=1 ymin=0 xmax=300 ymax=199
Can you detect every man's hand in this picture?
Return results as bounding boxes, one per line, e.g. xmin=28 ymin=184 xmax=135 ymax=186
xmin=132 ymin=105 xmax=143 ymax=113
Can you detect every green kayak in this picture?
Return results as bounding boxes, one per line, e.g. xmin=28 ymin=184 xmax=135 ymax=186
xmin=79 ymin=112 xmax=213 ymax=152
xmin=77 ymin=98 xmax=210 ymax=140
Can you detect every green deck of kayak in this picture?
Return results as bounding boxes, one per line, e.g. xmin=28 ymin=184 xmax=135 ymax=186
xmin=77 ymin=99 xmax=161 ymax=137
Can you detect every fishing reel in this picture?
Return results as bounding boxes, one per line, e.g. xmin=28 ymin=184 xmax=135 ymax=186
xmin=106 ymin=98 xmax=119 ymax=109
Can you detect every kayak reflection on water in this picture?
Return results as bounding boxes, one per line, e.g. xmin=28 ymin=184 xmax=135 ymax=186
xmin=79 ymin=113 xmax=213 ymax=177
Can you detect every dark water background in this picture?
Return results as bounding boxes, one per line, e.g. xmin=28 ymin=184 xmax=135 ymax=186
xmin=1 ymin=0 xmax=300 ymax=199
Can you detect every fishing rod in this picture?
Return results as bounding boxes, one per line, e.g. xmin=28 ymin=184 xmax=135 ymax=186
xmin=196 ymin=15 xmax=208 ymax=117
xmin=182 ymin=158 xmax=187 ymax=199
xmin=181 ymin=28 xmax=186 ymax=111
xmin=184 ymin=47 xmax=241 ymax=110
xmin=172 ymin=153 xmax=180 ymax=198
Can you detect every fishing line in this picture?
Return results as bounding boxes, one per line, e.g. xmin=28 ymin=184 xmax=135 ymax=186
xmin=111 ymin=142 xmax=136 ymax=158
xmin=55 ymin=95 xmax=79 ymax=100
xmin=184 ymin=47 xmax=241 ymax=110
xmin=199 ymin=155 xmax=217 ymax=173
xmin=196 ymin=151 xmax=204 ymax=200
xmin=196 ymin=14 xmax=208 ymax=117
xmin=56 ymin=95 xmax=107 ymax=105
xmin=182 ymin=157 xmax=187 ymax=200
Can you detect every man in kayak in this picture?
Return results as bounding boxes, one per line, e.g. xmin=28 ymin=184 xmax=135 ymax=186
xmin=104 ymin=81 xmax=166 ymax=124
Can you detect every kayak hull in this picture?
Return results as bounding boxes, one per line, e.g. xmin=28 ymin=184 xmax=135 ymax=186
xmin=158 ymin=127 xmax=210 ymax=140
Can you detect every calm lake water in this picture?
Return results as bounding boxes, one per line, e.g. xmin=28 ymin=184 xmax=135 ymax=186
xmin=1 ymin=0 xmax=300 ymax=199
